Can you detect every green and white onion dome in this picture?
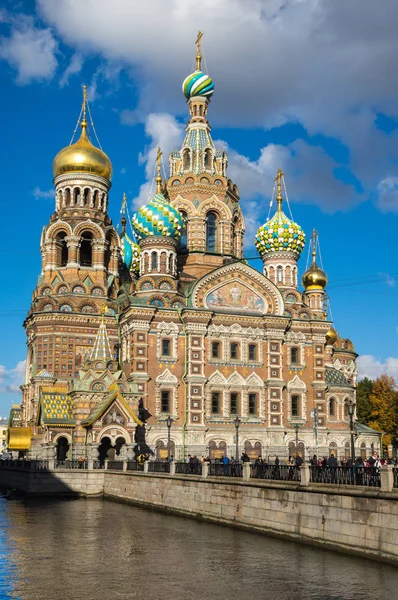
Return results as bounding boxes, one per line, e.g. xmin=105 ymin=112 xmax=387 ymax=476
xmin=132 ymin=192 xmax=183 ymax=241
xmin=255 ymin=211 xmax=306 ymax=257
xmin=182 ymin=70 xmax=214 ymax=99
xmin=121 ymin=234 xmax=141 ymax=275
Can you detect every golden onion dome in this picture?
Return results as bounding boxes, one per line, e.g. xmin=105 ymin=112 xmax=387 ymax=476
xmin=52 ymin=119 xmax=112 ymax=181
xmin=302 ymin=251 xmax=328 ymax=290
xmin=325 ymin=327 xmax=337 ymax=346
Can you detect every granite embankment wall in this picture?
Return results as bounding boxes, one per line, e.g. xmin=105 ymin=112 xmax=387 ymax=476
xmin=103 ymin=472 xmax=398 ymax=564
xmin=1 ymin=467 xmax=398 ymax=563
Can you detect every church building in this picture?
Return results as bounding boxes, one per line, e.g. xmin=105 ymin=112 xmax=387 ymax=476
xmin=11 ymin=35 xmax=380 ymax=462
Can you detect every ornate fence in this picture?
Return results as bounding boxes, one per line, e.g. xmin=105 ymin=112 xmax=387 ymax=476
xmin=147 ymin=461 xmax=170 ymax=474
xmin=126 ymin=460 xmax=145 ymax=472
xmin=251 ymin=464 xmax=301 ymax=482
xmin=310 ymin=466 xmax=381 ymax=487
xmin=208 ymin=463 xmax=243 ymax=477
xmin=175 ymin=462 xmax=202 ymax=476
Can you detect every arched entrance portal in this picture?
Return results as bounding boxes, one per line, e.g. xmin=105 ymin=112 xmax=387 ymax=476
xmin=56 ymin=436 xmax=70 ymax=462
xmin=98 ymin=436 xmax=112 ymax=466
xmin=115 ymin=437 xmax=126 ymax=456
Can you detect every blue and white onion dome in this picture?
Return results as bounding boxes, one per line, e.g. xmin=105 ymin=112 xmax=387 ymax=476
xmin=132 ymin=192 xmax=183 ymax=240
xmin=182 ymin=70 xmax=214 ymax=99
xmin=121 ymin=234 xmax=141 ymax=275
xmin=254 ymin=211 xmax=306 ymax=257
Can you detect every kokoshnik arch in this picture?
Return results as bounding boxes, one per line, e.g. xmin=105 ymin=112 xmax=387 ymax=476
xmin=9 ymin=34 xmax=380 ymax=462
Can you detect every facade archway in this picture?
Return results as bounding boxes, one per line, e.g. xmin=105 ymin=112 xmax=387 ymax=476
xmin=98 ymin=436 xmax=112 ymax=466
xmin=244 ymin=441 xmax=262 ymax=460
xmin=156 ymin=439 xmax=175 ymax=460
xmin=208 ymin=440 xmax=227 ymax=460
xmin=56 ymin=436 xmax=70 ymax=462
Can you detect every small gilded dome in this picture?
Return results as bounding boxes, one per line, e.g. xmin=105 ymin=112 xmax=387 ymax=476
xmin=182 ymin=70 xmax=214 ymax=99
xmin=132 ymin=192 xmax=183 ymax=240
xmin=53 ymin=121 xmax=112 ymax=180
xmin=302 ymin=259 xmax=328 ymax=290
xmin=255 ymin=211 xmax=306 ymax=257
xmin=325 ymin=327 xmax=337 ymax=345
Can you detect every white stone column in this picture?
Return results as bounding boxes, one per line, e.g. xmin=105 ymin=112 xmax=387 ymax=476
xmin=380 ymin=465 xmax=394 ymax=492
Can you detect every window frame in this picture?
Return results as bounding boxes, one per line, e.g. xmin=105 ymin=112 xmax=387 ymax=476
xmin=230 ymin=342 xmax=239 ymax=360
xmin=291 ymin=395 xmax=299 ymax=417
xmin=161 ymin=338 xmax=171 ymax=357
xmin=211 ymin=341 xmax=220 ymax=359
xmin=161 ymin=390 xmax=170 ymax=413
xmin=211 ymin=391 xmax=221 ymax=414
xmin=248 ymin=344 xmax=257 ymax=362
xmin=230 ymin=392 xmax=239 ymax=415
xmin=248 ymin=393 xmax=257 ymax=416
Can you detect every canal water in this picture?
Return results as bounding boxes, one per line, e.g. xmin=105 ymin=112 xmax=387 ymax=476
xmin=0 ymin=496 xmax=397 ymax=600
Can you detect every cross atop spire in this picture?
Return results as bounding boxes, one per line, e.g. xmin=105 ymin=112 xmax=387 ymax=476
xmin=275 ymin=168 xmax=284 ymax=212
xmin=156 ymin=146 xmax=163 ymax=193
xmin=195 ymin=30 xmax=203 ymax=70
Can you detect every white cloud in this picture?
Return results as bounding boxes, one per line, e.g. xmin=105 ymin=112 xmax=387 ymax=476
xmin=59 ymin=52 xmax=82 ymax=87
xmin=357 ymin=355 xmax=398 ymax=384
xmin=0 ymin=360 xmax=26 ymax=395
xmin=0 ymin=15 xmax=58 ymax=84
xmin=376 ymin=177 xmax=398 ymax=213
xmin=32 ymin=187 xmax=55 ymax=200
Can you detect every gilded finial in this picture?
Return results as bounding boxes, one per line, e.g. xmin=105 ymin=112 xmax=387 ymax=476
xmin=81 ymin=84 xmax=88 ymax=137
xmin=275 ymin=168 xmax=284 ymax=212
xmin=156 ymin=146 xmax=163 ymax=194
xmin=311 ymin=229 xmax=318 ymax=265
xmin=121 ymin=193 xmax=127 ymax=235
xmin=195 ymin=30 xmax=203 ymax=71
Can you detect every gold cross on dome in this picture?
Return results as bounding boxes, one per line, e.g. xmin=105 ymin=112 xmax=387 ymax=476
xmin=195 ymin=31 xmax=203 ymax=70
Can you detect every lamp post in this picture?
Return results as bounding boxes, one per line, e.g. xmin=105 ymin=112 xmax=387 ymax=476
xmin=234 ymin=416 xmax=240 ymax=461
xmin=346 ymin=400 xmax=356 ymax=463
xmin=289 ymin=420 xmax=304 ymax=461
xmin=166 ymin=415 xmax=173 ymax=463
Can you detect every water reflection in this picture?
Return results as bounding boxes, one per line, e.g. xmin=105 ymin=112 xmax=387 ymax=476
xmin=0 ymin=496 xmax=397 ymax=600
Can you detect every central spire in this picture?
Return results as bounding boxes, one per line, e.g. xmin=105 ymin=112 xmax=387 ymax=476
xmin=275 ymin=168 xmax=284 ymax=212
xmin=89 ymin=305 xmax=113 ymax=363
xmin=196 ymin=30 xmax=203 ymax=70
xmin=155 ymin=146 xmax=163 ymax=193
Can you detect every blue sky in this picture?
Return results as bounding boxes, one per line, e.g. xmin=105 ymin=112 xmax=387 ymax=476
xmin=0 ymin=0 xmax=398 ymax=413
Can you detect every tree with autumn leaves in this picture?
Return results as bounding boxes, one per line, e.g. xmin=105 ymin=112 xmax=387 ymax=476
xmin=356 ymin=375 xmax=398 ymax=448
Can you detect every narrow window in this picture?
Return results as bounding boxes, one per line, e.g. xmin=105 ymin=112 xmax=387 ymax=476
xmin=80 ymin=232 xmax=93 ymax=267
xmin=211 ymin=392 xmax=220 ymax=414
xmin=291 ymin=395 xmax=299 ymax=417
xmin=161 ymin=390 xmax=170 ymax=412
xmin=179 ymin=210 xmax=187 ymax=251
xmin=230 ymin=342 xmax=239 ymax=360
xmin=206 ymin=212 xmax=217 ymax=252
xmin=277 ymin=266 xmax=283 ymax=283
xmin=230 ymin=393 xmax=239 ymax=414
xmin=56 ymin=232 xmax=68 ymax=267
xmin=211 ymin=341 xmax=220 ymax=358
xmin=83 ymin=188 xmax=90 ymax=206
xmin=248 ymin=344 xmax=257 ymax=361
xmin=151 ymin=252 xmax=157 ymax=270
xmin=291 ymin=347 xmax=299 ymax=364
xmin=329 ymin=397 xmax=335 ymax=416
xmin=248 ymin=393 xmax=257 ymax=415
xmin=162 ymin=339 xmax=170 ymax=356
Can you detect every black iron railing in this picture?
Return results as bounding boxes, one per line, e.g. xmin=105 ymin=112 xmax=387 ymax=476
xmin=126 ymin=460 xmax=145 ymax=472
xmin=393 ymin=468 xmax=398 ymax=488
xmin=93 ymin=460 xmax=102 ymax=469
xmin=251 ymin=464 xmax=301 ymax=482
xmin=55 ymin=460 xmax=87 ymax=469
xmin=0 ymin=459 xmax=49 ymax=470
xmin=175 ymin=462 xmax=202 ymax=475
xmin=209 ymin=463 xmax=243 ymax=477
xmin=147 ymin=461 xmax=170 ymax=474
xmin=310 ymin=466 xmax=381 ymax=487
xmin=107 ymin=461 xmax=124 ymax=471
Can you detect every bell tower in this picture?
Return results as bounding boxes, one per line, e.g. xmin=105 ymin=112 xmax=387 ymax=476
xmin=23 ymin=86 xmax=121 ymax=391
xmin=167 ymin=32 xmax=245 ymax=280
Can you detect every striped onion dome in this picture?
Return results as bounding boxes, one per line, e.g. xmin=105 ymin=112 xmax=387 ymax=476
xmin=255 ymin=210 xmax=306 ymax=257
xmin=182 ymin=70 xmax=214 ymax=99
xmin=132 ymin=192 xmax=183 ymax=240
xmin=121 ymin=234 xmax=141 ymax=275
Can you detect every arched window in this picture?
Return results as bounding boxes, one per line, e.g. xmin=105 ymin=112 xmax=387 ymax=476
xmin=179 ymin=210 xmax=187 ymax=251
xmin=329 ymin=397 xmax=336 ymax=417
xmin=329 ymin=441 xmax=338 ymax=457
xmin=93 ymin=190 xmax=99 ymax=207
xmin=83 ymin=188 xmax=90 ymax=206
xmin=183 ymin=149 xmax=190 ymax=171
xmin=56 ymin=232 xmax=68 ymax=267
xmin=277 ymin=266 xmax=283 ymax=283
xmin=211 ymin=341 xmax=220 ymax=359
xmin=64 ymin=188 xmax=71 ymax=206
xmin=204 ymin=149 xmax=212 ymax=169
xmin=291 ymin=395 xmax=299 ymax=417
xmin=248 ymin=344 xmax=257 ymax=361
xmin=360 ymin=442 xmax=367 ymax=460
xmin=230 ymin=342 xmax=239 ymax=360
xmin=290 ymin=347 xmax=299 ymax=364
xmin=80 ymin=232 xmax=93 ymax=267
xmin=345 ymin=441 xmax=351 ymax=459
xmin=151 ymin=252 xmax=157 ymax=270
xmin=206 ymin=212 xmax=217 ymax=252
xmin=73 ymin=187 xmax=81 ymax=205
